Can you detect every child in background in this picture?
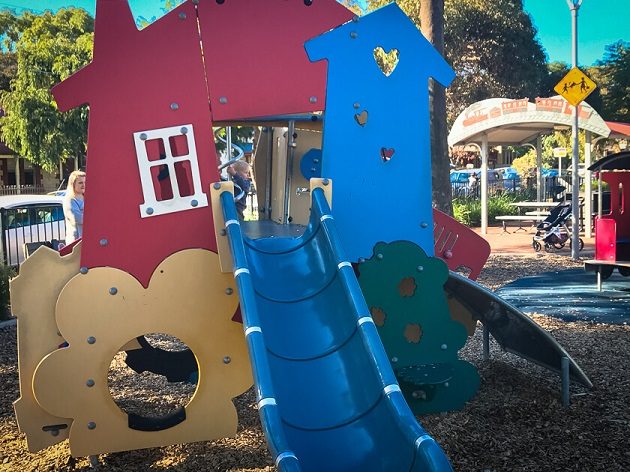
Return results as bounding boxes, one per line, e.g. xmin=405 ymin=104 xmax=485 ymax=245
xmin=227 ymin=160 xmax=251 ymax=219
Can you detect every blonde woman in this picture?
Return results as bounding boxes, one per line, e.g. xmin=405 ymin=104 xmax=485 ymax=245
xmin=63 ymin=170 xmax=86 ymax=245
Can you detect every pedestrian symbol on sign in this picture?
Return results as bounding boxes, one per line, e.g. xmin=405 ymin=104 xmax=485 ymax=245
xmin=554 ymin=67 xmax=596 ymax=107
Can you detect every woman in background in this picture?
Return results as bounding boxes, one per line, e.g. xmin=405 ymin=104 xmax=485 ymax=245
xmin=63 ymin=170 xmax=86 ymax=245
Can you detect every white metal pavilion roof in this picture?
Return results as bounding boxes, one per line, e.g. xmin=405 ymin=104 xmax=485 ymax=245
xmin=448 ymin=96 xmax=610 ymax=146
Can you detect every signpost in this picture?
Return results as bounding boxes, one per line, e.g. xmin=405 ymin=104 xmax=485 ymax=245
xmin=561 ymin=0 xmax=591 ymax=260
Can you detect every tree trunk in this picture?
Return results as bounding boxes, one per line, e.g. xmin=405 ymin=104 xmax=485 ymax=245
xmin=421 ymin=0 xmax=453 ymax=216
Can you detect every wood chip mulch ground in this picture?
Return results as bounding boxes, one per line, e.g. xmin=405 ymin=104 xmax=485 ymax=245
xmin=1 ymin=254 xmax=628 ymax=471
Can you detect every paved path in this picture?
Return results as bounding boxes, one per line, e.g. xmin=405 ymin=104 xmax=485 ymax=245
xmin=472 ymin=225 xmax=595 ymax=255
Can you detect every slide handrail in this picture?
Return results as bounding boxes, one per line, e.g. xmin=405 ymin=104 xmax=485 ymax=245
xmin=310 ymin=187 xmax=452 ymax=471
xmin=214 ymin=127 xmax=245 ymax=171
xmin=219 ymin=190 xmax=301 ymax=472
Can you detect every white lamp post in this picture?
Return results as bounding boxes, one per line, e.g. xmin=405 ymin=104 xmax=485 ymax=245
xmin=567 ymin=0 xmax=583 ymax=260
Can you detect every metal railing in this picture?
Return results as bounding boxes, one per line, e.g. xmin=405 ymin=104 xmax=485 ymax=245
xmin=0 ymin=204 xmax=66 ymax=268
xmin=0 ymin=185 xmax=46 ymax=196
xmin=451 ymin=177 xmax=570 ymax=201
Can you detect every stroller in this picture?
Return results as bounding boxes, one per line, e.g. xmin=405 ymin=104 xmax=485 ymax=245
xmin=532 ymin=201 xmax=584 ymax=252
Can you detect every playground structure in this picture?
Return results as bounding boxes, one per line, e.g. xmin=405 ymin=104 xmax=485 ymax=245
xmin=10 ymin=1 xmax=591 ymax=470
xmin=585 ymin=150 xmax=630 ymax=290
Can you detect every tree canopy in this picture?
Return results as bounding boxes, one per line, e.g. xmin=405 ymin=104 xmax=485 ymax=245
xmin=443 ymin=0 xmax=546 ymax=124
xmin=0 ymin=9 xmax=93 ymax=172
xmin=594 ymin=41 xmax=630 ymax=123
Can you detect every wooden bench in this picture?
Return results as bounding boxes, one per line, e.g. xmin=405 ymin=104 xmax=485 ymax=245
xmin=495 ymin=215 xmax=547 ymax=233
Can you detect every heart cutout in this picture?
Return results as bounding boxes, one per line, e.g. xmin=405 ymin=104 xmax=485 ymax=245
xmin=373 ymin=47 xmax=399 ymax=77
xmin=354 ymin=110 xmax=368 ymax=126
xmin=380 ymin=148 xmax=395 ymax=162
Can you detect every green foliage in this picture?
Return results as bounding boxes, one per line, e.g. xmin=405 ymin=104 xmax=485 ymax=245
xmin=595 ymin=41 xmax=630 ymax=122
xmin=443 ymin=0 xmax=546 ymax=125
xmin=452 ymin=193 xmax=520 ymax=227
xmin=510 ymin=149 xmax=538 ymax=177
xmin=0 ymin=9 xmax=93 ymax=173
xmin=0 ymin=262 xmax=15 ymax=320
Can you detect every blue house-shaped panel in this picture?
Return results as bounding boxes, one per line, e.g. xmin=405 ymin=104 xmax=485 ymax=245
xmin=306 ymin=3 xmax=454 ymax=261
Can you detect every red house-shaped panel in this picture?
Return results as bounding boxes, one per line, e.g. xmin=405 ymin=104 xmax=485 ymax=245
xmin=198 ymin=0 xmax=354 ymax=121
xmin=53 ymin=0 xmax=218 ymax=286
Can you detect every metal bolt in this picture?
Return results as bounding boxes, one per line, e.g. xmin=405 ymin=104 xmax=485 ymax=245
xmin=80 ymin=267 xmax=89 ymax=274
xmin=417 ymin=265 xmax=424 ymax=272
xmin=87 ymin=422 xmax=96 ymax=430
xmin=444 ymin=250 xmax=453 ymax=259
xmin=170 ymin=103 xmax=179 ymax=110
xmin=192 ymin=0 xmax=199 ymax=4
xmin=225 ymin=288 xmax=233 ymax=295
xmin=220 ymin=229 xmax=227 ymax=236
xmin=313 ymin=158 xmax=320 ymax=164
xmin=99 ymin=238 xmax=108 ymax=246
xmin=353 ymin=103 xmax=360 ymax=109
xmin=309 ymin=96 xmax=318 ymax=103
xmin=146 ymin=207 xmax=154 ymax=215
xmin=109 ymin=287 xmax=118 ymax=295
xmin=376 ymin=253 xmax=383 ymax=260
xmin=391 ymin=357 xmax=398 ymax=363
xmin=311 ymin=167 xmax=317 ymax=173
xmin=350 ymin=31 xmax=358 ymax=39
xmin=213 ymin=182 xmax=221 ymax=190
xmin=50 ymin=429 xmax=59 ymax=437
xmin=358 ymin=257 xmax=365 ymax=263
xmin=139 ymin=133 xmax=148 ymax=141
xmin=352 ymin=15 xmax=360 ymax=23
xmin=219 ymin=97 xmax=228 ymax=104
xmin=86 ymin=379 xmax=95 ymax=387
xmin=322 ymin=178 xmax=330 ymax=186
xmin=223 ymin=356 xmax=231 ymax=364
xmin=180 ymin=126 xmax=188 ymax=134
xmin=191 ymin=199 xmax=198 ymax=207
xmin=444 ymin=382 xmax=450 ymax=388
xmin=441 ymin=344 xmax=448 ymax=350
xmin=179 ymin=12 xmax=187 ymax=19
xmin=420 ymin=222 xmax=429 ymax=228
xmin=87 ymin=336 xmax=96 ymax=345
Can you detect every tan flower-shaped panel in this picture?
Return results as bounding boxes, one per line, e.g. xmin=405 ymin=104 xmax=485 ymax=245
xmin=32 ymin=249 xmax=252 ymax=457
xmin=11 ymin=243 xmax=81 ymax=452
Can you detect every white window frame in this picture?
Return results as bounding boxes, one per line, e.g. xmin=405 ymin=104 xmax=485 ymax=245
xmin=133 ymin=124 xmax=208 ymax=218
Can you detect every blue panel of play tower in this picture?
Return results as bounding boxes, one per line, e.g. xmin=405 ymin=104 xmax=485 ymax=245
xmin=306 ymin=4 xmax=455 ymax=261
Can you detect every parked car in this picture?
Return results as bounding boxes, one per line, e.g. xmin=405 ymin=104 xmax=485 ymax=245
xmin=541 ymin=168 xmax=559 ymax=178
xmin=450 ymin=168 xmax=503 ymax=197
xmin=0 ymin=195 xmax=66 ymax=266
xmin=497 ymin=167 xmax=521 ymax=191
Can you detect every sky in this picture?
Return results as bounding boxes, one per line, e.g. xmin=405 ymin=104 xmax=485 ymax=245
xmin=0 ymin=0 xmax=627 ymax=66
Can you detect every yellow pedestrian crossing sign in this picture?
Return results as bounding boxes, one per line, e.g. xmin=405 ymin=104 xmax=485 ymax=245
xmin=554 ymin=67 xmax=596 ymax=107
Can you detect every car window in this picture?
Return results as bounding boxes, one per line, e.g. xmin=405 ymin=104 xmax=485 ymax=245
xmin=35 ymin=207 xmax=64 ymax=224
xmin=5 ymin=208 xmax=30 ymax=229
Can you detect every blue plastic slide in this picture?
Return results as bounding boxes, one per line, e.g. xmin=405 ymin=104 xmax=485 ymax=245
xmin=218 ymin=186 xmax=452 ymax=472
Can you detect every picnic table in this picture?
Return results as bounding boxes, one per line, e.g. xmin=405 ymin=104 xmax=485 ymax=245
xmin=495 ymin=214 xmax=547 ymax=233
xmin=510 ymin=201 xmax=558 ymax=213
xmin=493 ymin=201 xmax=558 ymax=233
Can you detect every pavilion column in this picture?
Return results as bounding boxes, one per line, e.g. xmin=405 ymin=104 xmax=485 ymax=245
xmin=15 ymin=157 xmax=21 ymax=195
xmin=584 ymin=130 xmax=592 ymax=238
xmin=481 ymin=133 xmax=488 ymax=235
xmin=536 ymin=134 xmax=542 ymax=202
